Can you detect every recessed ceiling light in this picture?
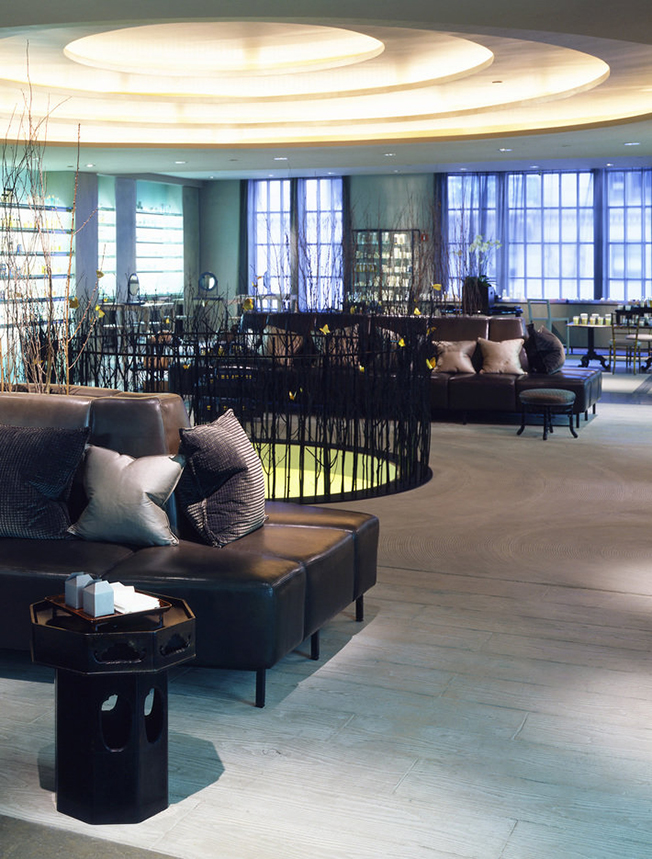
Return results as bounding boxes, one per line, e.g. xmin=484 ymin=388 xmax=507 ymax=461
xmin=85 ymin=163 xmax=94 ymax=168
xmin=175 ymin=160 xmax=187 ymax=164
xmin=459 ymin=167 xmax=468 ymax=171
xmin=274 ymin=156 xmax=288 ymax=161
xmin=498 ymin=147 xmax=513 ymax=152
xmin=606 ymin=162 xmax=614 ymax=167
xmin=384 ymin=152 xmax=396 ymax=157
xmin=530 ymin=165 xmax=539 ymax=169
xmin=624 ymin=141 xmax=641 ymax=146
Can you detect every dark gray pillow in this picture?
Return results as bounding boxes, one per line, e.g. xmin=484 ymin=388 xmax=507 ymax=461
xmin=177 ymin=410 xmax=266 ymax=547
xmin=0 ymin=424 xmax=89 ymax=539
xmin=526 ymin=324 xmax=566 ymax=374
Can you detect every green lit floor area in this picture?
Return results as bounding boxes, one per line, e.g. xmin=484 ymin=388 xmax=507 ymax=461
xmin=257 ymin=442 xmax=398 ymax=501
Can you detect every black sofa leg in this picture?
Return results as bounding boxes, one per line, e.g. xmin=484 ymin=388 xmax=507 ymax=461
xmin=356 ymin=595 xmax=364 ymax=622
xmin=311 ymin=630 xmax=320 ymax=660
xmin=255 ymin=669 xmax=266 ymax=708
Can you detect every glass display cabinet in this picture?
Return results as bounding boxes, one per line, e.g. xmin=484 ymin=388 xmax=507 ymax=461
xmin=351 ymin=229 xmax=419 ymax=311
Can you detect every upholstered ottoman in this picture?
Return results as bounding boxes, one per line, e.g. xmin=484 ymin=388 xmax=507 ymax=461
xmin=517 ymin=388 xmax=578 ymax=440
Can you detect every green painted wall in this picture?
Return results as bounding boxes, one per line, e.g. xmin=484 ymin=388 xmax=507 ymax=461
xmin=43 ymin=172 xmax=76 ymax=207
xmin=349 ymin=173 xmax=434 ymax=231
xmin=199 ymin=180 xmax=241 ymax=303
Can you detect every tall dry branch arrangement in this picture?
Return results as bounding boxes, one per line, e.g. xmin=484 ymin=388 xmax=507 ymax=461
xmin=0 ymin=60 xmax=99 ymax=393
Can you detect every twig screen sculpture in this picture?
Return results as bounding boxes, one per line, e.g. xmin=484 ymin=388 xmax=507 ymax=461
xmin=70 ymin=312 xmax=432 ymax=503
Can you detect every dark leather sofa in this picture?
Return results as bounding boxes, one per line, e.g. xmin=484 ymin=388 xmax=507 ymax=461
xmin=0 ymin=390 xmax=378 ymax=707
xmin=423 ymin=315 xmax=602 ymax=422
xmin=239 ymin=312 xmax=602 ymax=423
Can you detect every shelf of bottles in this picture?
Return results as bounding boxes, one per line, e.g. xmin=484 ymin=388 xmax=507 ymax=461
xmin=351 ymin=229 xmax=418 ymax=308
xmin=0 ymin=203 xmax=74 ymax=299
xmin=98 ymin=207 xmax=117 ymax=297
xmin=135 ymin=210 xmax=184 ymax=296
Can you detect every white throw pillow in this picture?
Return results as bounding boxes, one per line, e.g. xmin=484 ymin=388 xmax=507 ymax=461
xmin=69 ymin=445 xmax=184 ymax=546
xmin=432 ymin=340 xmax=477 ymax=374
xmin=478 ymin=337 xmax=526 ymax=375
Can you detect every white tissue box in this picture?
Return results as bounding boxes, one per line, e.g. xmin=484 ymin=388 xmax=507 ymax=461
xmin=82 ymin=581 xmax=115 ymax=617
xmin=64 ymin=573 xmax=95 ymax=609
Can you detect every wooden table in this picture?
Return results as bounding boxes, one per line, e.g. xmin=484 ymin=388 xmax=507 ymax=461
xmin=566 ymin=323 xmax=610 ymax=370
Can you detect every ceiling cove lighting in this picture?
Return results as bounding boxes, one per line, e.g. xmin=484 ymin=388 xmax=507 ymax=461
xmin=0 ymin=18 xmax=647 ymax=147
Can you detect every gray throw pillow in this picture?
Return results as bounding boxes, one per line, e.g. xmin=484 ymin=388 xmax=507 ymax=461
xmin=177 ymin=409 xmax=266 ymax=547
xmin=69 ymin=445 xmax=184 ymax=546
xmin=0 ymin=424 xmax=89 ymax=539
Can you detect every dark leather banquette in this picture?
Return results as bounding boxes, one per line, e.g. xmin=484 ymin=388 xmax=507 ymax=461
xmin=0 ymin=389 xmax=378 ymax=707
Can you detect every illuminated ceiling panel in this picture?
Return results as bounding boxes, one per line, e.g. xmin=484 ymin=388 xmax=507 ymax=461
xmin=0 ymin=19 xmax=650 ymax=150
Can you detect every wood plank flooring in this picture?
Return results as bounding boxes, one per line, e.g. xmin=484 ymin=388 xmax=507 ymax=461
xmin=2 ymin=398 xmax=652 ymax=857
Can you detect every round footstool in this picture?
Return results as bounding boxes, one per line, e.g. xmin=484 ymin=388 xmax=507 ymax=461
xmin=517 ymin=388 xmax=578 ymax=440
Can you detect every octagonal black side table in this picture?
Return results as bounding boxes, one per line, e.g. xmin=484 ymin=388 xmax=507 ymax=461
xmin=31 ymin=593 xmax=195 ymax=825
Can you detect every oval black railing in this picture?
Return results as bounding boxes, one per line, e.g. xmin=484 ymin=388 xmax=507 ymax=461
xmin=69 ymin=311 xmax=432 ymax=503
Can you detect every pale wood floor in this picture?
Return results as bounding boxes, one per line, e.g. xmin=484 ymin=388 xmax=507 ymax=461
xmin=2 ymin=394 xmax=652 ymax=858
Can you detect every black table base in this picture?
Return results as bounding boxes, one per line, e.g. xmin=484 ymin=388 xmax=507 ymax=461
xmin=56 ymin=671 xmax=169 ymax=824
xmin=31 ymin=595 xmax=195 ymax=825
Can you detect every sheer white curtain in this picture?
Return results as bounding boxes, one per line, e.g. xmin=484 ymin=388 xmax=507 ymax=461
xmin=247 ymin=179 xmax=293 ymax=307
xmin=247 ymin=177 xmax=344 ymax=311
xmin=446 ymin=173 xmax=501 ymax=293
xmin=296 ymin=177 xmax=343 ymax=311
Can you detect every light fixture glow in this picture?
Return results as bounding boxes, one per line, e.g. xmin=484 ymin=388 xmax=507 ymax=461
xmin=0 ymin=18 xmax=645 ymax=150
xmin=64 ymin=23 xmax=386 ymax=77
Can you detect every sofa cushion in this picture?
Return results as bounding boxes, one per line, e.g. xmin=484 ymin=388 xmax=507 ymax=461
xmin=69 ymin=445 xmax=184 ymax=546
xmin=262 ymin=325 xmax=305 ymax=366
xmin=525 ymin=324 xmax=566 ymax=374
xmin=0 ymin=424 xmax=89 ymax=540
xmin=433 ymin=340 xmax=477 ymax=373
xmin=312 ymin=326 xmax=359 ymax=366
xmin=478 ymin=337 xmax=526 ymax=374
xmin=428 ymin=317 xmax=489 ymax=342
xmin=177 ymin=409 xmax=266 ymax=547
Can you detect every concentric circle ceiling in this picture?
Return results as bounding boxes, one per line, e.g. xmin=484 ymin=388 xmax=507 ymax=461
xmin=1 ymin=18 xmax=652 ymax=148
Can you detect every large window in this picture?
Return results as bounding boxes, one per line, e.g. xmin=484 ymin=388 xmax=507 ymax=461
xmin=135 ymin=181 xmax=184 ymax=297
xmin=298 ymin=178 xmax=343 ymax=310
xmin=249 ymin=177 xmax=343 ymax=310
xmin=446 ymin=168 xmax=652 ymax=301
xmin=605 ymin=170 xmax=652 ymax=301
xmin=447 ymin=173 xmax=499 ymax=288
xmin=249 ymin=179 xmax=292 ymax=305
xmin=507 ymin=171 xmax=594 ymax=301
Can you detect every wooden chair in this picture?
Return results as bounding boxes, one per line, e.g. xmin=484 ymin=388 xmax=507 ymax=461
xmin=609 ymin=318 xmax=643 ymax=373
xmin=527 ymin=298 xmax=571 ymax=352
